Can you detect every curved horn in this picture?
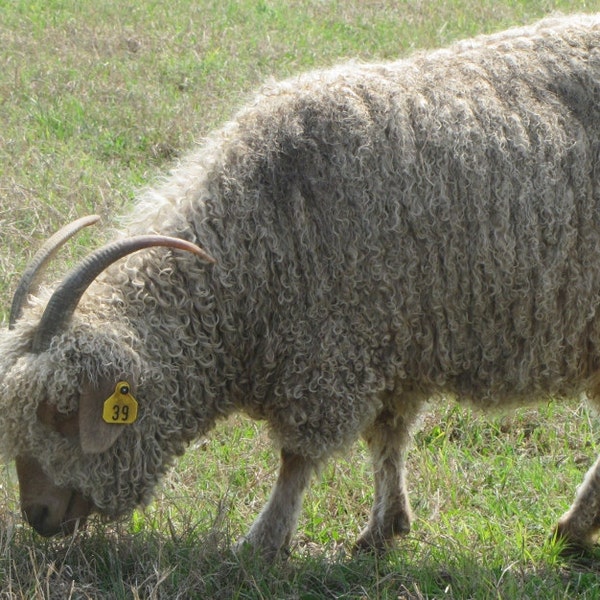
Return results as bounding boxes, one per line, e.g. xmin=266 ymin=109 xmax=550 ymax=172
xmin=32 ymin=236 xmax=215 ymax=353
xmin=9 ymin=215 xmax=100 ymax=329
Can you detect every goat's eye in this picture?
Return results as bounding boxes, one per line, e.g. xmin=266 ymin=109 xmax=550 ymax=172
xmin=37 ymin=400 xmax=79 ymax=437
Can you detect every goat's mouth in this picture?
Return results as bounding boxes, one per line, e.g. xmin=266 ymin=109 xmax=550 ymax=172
xmin=16 ymin=454 xmax=95 ymax=537
xmin=22 ymin=491 xmax=93 ymax=537
xmin=22 ymin=492 xmax=95 ymax=538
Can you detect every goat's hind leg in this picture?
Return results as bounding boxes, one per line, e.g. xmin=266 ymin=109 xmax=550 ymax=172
xmin=555 ymin=454 xmax=600 ymax=552
xmin=354 ymin=399 xmax=421 ymax=553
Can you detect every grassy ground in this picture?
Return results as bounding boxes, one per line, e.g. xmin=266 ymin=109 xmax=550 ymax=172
xmin=2 ymin=0 xmax=600 ymax=597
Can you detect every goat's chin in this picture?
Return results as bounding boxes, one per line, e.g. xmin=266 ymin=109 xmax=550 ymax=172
xmin=60 ymin=492 xmax=94 ymax=535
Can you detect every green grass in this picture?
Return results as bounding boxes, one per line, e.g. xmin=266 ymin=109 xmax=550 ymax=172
xmin=3 ymin=408 xmax=600 ymax=598
xmin=3 ymin=0 xmax=600 ymax=597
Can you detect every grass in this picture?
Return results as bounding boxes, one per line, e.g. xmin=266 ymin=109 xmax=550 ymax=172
xmin=3 ymin=407 xmax=600 ymax=598
xmin=2 ymin=0 xmax=600 ymax=597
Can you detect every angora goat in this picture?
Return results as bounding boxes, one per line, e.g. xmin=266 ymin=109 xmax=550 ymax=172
xmin=2 ymin=13 xmax=600 ymax=557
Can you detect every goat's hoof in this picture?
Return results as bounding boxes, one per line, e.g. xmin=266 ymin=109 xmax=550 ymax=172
xmin=233 ymin=536 xmax=250 ymax=553
xmin=352 ymin=532 xmax=390 ymax=556
xmin=233 ymin=536 xmax=287 ymax=562
xmin=551 ymin=522 xmax=596 ymax=558
xmin=353 ymin=517 xmax=409 ymax=556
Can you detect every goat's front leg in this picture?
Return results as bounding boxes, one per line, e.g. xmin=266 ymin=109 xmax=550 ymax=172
xmin=354 ymin=402 xmax=420 ymax=553
xmin=239 ymin=449 xmax=316 ymax=559
xmin=555 ymin=454 xmax=600 ymax=551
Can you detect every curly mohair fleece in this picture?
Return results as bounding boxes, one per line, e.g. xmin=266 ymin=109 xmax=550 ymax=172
xmin=2 ymin=14 xmax=600 ymax=545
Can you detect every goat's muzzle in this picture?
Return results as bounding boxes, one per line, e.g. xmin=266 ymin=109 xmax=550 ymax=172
xmin=15 ymin=455 xmax=93 ymax=537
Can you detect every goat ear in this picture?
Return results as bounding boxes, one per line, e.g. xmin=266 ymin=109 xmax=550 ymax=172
xmin=78 ymin=377 xmax=127 ymax=455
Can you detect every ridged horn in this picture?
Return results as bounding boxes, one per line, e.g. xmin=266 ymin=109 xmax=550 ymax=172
xmin=9 ymin=215 xmax=100 ymax=329
xmin=31 ymin=236 xmax=215 ymax=353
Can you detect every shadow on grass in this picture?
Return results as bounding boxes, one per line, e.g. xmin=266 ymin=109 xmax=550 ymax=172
xmin=3 ymin=515 xmax=600 ymax=600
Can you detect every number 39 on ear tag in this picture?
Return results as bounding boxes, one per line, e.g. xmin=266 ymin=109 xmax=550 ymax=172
xmin=102 ymin=381 xmax=138 ymax=424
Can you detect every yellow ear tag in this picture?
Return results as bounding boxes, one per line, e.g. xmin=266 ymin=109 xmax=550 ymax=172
xmin=102 ymin=381 xmax=138 ymax=424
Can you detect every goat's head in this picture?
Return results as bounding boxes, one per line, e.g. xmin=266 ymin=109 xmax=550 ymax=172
xmin=1 ymin=217 xmax=214 ymax=536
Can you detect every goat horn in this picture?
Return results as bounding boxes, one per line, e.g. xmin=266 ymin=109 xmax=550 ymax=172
xmin=9 ymin=215 xmax=100 ymax=329
xmin=32 ymin=235 xmax=215 ymax=352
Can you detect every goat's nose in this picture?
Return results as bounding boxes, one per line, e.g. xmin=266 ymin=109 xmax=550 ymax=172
xmin=22 ymin=503 xmax=62 ymax=537
xmin=16 ymin=455 xmax=92 ymax=537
